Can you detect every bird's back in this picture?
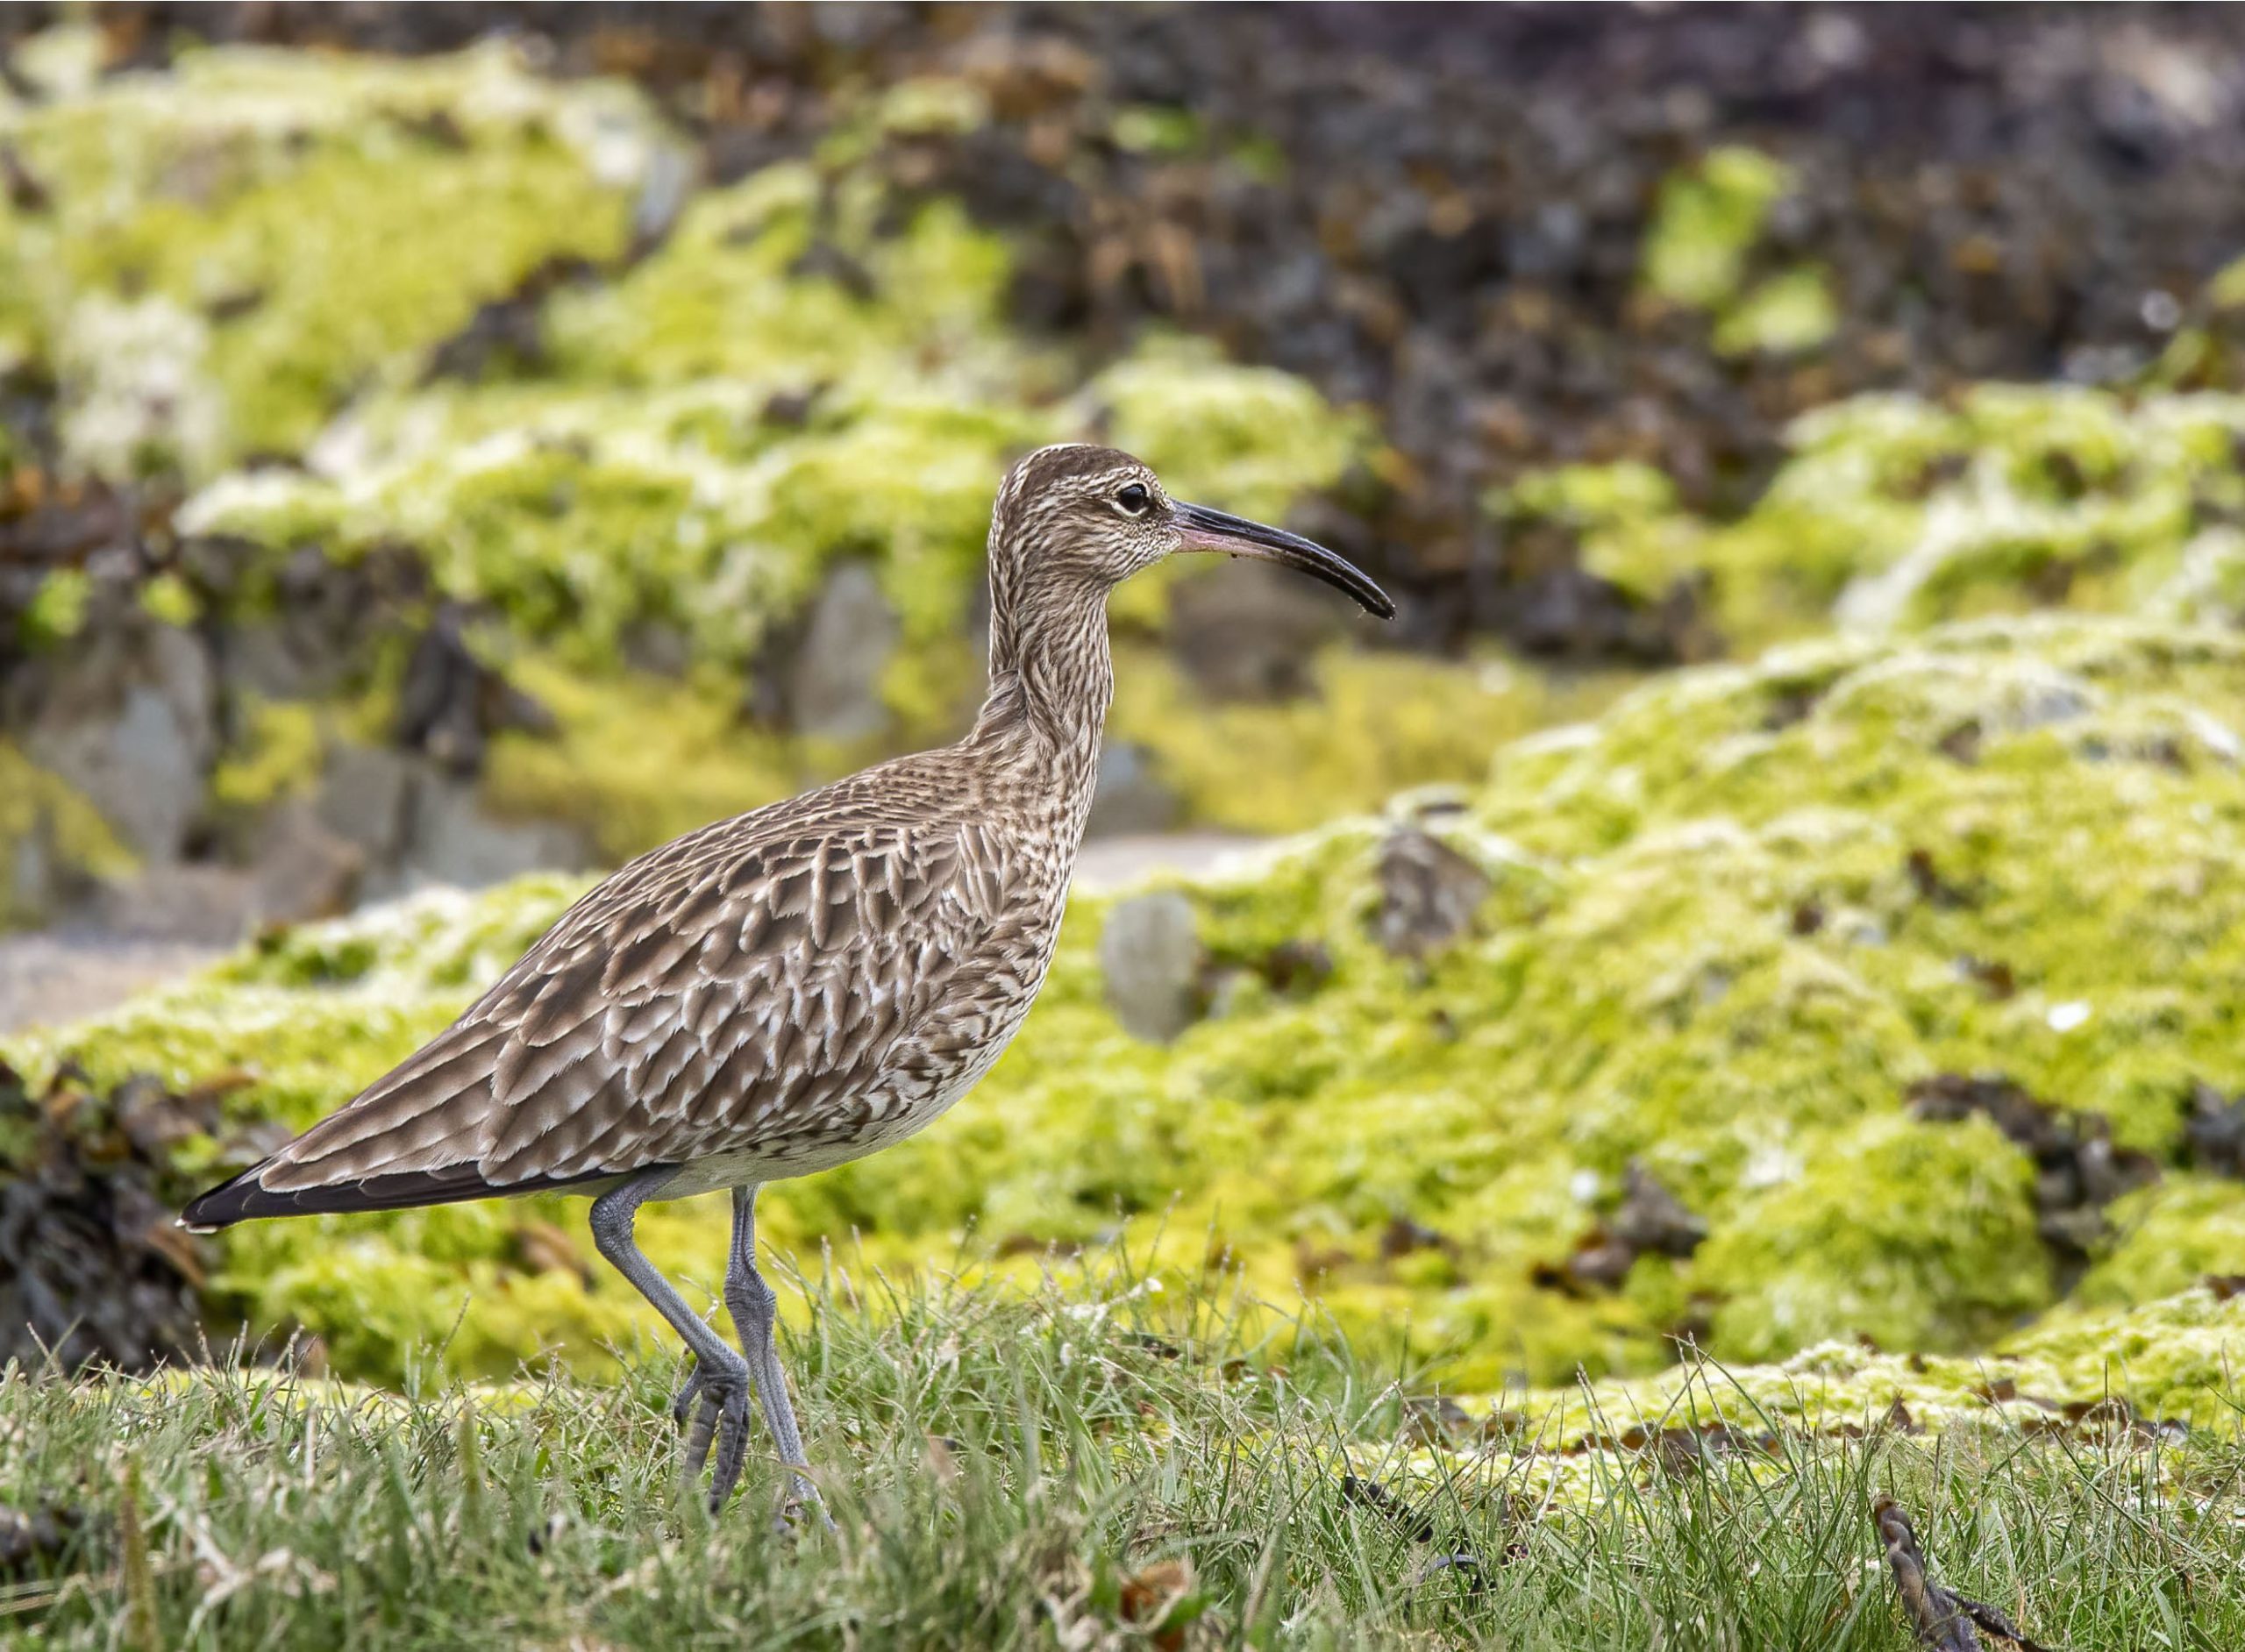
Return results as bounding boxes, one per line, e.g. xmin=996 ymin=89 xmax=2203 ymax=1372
xmin=182 ymin=740 xmax=1080 ymax=1227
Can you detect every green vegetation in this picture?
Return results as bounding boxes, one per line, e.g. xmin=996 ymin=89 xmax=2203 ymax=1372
xmin=17 ymin=615 xmax=2245 ymax=1393
xmin=1640 ymin=145 xmax=1835 ymax=357
xmin=4 ymin=1265 xmax=2241 ymax=1649
xmin=1494 ymin=387 xmax=2245 ymax=651
xmin=0 ymin=32 xmax=666 ymax=477
xmin=0 ymin=742 xmax=135 ymax=925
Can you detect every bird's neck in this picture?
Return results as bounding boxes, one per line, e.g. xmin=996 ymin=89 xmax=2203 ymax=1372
xmin=969 ymin=584 xmax=1112 ymax=815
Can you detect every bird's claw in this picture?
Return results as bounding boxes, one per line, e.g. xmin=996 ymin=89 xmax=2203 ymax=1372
xmin=676 ymin=1360 xmax=753 ymax=1513
xmin=669 ymin=1363 xmax=708 ymax=1428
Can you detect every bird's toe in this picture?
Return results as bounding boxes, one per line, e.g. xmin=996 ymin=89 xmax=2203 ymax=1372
xmin=669 ymin=1363 xmax=708 ymax=1428
xmin=677 ymin=1358 xmax=752 ymax=1501
xmin=703 ymin=1381 xmax=753 ymax=1513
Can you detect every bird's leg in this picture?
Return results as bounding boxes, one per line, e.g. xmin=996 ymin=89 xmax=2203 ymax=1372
xmin=588 ymin=1169 xmax=755 ymax=1514
xmin=716 ymin=1184 xmax=822 ymax=1524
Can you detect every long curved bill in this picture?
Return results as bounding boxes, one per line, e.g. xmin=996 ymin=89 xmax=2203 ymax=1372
xmin=1174 ymin=502 xmax=1395 ymax=618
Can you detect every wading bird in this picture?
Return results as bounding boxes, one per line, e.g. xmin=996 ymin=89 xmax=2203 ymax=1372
xmin=183 ymin=445 xmax=1393 ymax=1515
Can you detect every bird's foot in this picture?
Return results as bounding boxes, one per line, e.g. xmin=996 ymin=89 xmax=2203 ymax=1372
xmin=674 ymin=1357 xmax=753 ymax=1515
xmin=771 ymin=1468 xmax=834 ymax=1536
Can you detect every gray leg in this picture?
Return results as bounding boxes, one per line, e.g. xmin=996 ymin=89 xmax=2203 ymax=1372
xmin=588 ymin=1169 xmax=756 ymax=1513
xmin=717 ymin=1186 xmax=819 ymax=1515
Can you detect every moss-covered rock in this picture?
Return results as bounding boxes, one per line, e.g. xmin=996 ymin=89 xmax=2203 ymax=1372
xmin=1498 ymin=1285 xmax=2245 ymax=1449
xmin=18 ymin=614 xmax=2245 ymax=1390
xmin=1494 ymin=387 xmax=2245 ymax=649
xmin=0 ymin=741 xmax=136 ymax=924
xmin=1 ymin=32 xmax=668 ymax=478
xmin=167 ymin=142 xmax=1402 ymax=854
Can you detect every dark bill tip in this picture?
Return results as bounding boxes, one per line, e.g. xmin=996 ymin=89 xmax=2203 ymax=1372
xmin=1172 ymin=502 xmax=1395 ymax=619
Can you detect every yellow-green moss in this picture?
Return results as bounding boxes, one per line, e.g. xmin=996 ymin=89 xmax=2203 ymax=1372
xmin=1642 ymin=146 xmax=1793 ymax=310
xmin=1111 ymin=644 xmax=1633 ymax=836
xmin=1496 ymin=388 xmax=2245 ymax=652
xmin=1693 ymin=1113 xmax=2049 ymax=1361
xmin=2074 ymin=1177 xmax=2245 ymax=1307
xmin=0 ymin=35 xmax=666 ymax=479
xmin=1500 ymin=1285 xmax=2245 ymax=1447
xmin=1713 ymin=263 xmax=1838 ymax=358
xmin=480 ymin=659 xmax=803 ymax=862
xmin=1087 ymin=337 xmax=1372 ymax=522
xmin=0 ymin=742 xmax=136 ymax=924
xmin=23 ymin=616 xmax=2245 ymax=1390
xmin=210 ymin=696 xmax=324 ymax=812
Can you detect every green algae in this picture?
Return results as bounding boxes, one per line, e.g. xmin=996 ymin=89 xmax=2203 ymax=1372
xmin=1494 ymin=1285 xmax=2245 ymax=1449
xmin=1108 ymin=644 xmax=1631 ymax=837
xmin=18 ymin=616 xmax=2245 ymax=1390
xmin=0 ymin=33 xmax=667 ymax=480
xmin=0 ymin=741 xmax=136 ymax=924
xmin=210 ymin=695 xmax=324 ymax=813
xmin=1642 ymin=146 xmax=1793 ymax=311
xmin=1496 ymin=386 xmax=2245 ymax=650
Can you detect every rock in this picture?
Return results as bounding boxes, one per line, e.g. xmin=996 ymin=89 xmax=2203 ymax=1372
xmin=250 ymin=801 xmax=363 ymax=926
xmin=1098 ymin=890 xmax=1202 ymax=1042
xmin=0 ymin=1059 xmax=275 ymax=1374
xmin=388 ymin=773 xmax=592 ymax=894
xmin=765 ymin=559 xmax=900 ymax=742
xmin=1611 ymin=1162 xmax=1709 ymax=1259
xmin=1085 ymin=740 xmax=1182 ymax=837
xmin=396 ymin=603 xmax=557 ymax=777
xmin=1166 ymin=559 xmax=1343 ymax=702
xmin=89 ymin=864 xmax=257 ymax=943
xmin=1373 ymin=827 xmax=1491 ymax=958
xmin=314 ymin=740 xmax=416 ymax=864
xmin=18 ymin=618 xmax=216 ymax=862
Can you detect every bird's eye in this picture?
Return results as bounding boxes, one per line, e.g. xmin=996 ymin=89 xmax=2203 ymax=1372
xmin=1115 ymin=482 xmax=1151 ymax=516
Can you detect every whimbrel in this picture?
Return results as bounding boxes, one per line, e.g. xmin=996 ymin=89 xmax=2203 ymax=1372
xmin=183 ymin=445 xmax=1393 ymax=1513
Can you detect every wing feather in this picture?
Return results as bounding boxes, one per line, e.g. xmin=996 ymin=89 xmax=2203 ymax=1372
xmin=184 ymin=782 xmax=1016 ymax=1228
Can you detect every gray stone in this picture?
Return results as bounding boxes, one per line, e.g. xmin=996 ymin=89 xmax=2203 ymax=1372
xmin=19 ymin=621 xmax=216 ymax=862
xmin=1374 ymin=827 xmax=1492 ymax=958
xmin=1167 ymin=559 xmax=1346 ymax=702
xmin=1098 ymin=890 xmax=1202 ymax=1042
xmin=780 ymin=559 xmax=900 ymax=741
xmin=394 ymin=773 xmax=592 ymax=892
xmin=315 ymin=741 xmax=416 ymax=863
xmin=251 ymin=801 xmax=365 ymax=927
xmin=90 ymin=864 xmax=257 ymax=944
xmin=1085 ymin=740 xmax=1181 ymax=837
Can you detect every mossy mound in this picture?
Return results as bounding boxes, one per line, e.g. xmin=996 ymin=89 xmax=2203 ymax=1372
xmin=1495 ymin=388 xmax=2245 ymax=652
xmin=0 ymin=32 xmax=667 ymax=478
xmin=160 ymin=137 xmax=1394 ymax=852
xmin=16 ymin=614 xmax=2245 ymax=1390
xmin=1492 ymin=1284 xmax=2245 ymax=1455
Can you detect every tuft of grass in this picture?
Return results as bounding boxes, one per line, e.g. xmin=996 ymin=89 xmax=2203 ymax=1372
xmin=4 ymin=1261 xmax=2241 ymax=1649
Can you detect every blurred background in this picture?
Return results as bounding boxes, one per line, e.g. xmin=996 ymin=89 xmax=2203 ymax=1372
xmin=8 ymin=4 xmax=2245 ymax=1399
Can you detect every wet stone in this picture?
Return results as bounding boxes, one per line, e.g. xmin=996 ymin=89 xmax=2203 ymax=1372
xmin=1374 ymin=827 xmax=1491 ymax=958
xmin=1099 ymin=890 xmax=1202 ymax=1043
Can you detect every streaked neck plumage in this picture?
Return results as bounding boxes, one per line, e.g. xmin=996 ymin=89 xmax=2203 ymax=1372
xmin=965 ymin=518 xmax=1115 ymax=836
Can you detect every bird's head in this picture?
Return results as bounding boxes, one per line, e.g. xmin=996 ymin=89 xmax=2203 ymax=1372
xmin=990 ymin=443 xmax=1394 ymax=620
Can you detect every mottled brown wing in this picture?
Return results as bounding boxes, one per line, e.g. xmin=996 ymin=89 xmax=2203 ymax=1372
xmin=182 ymin=811 xmax=1012 ymax=1226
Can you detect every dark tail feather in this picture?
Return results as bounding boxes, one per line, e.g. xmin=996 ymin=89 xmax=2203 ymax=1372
xmin=180 ymin=1161 xmax=617 ymax=1230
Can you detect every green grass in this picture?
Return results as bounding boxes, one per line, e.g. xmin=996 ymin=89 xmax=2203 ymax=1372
xmin=4 ymin=1261 xmax=2243 ymax=1649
